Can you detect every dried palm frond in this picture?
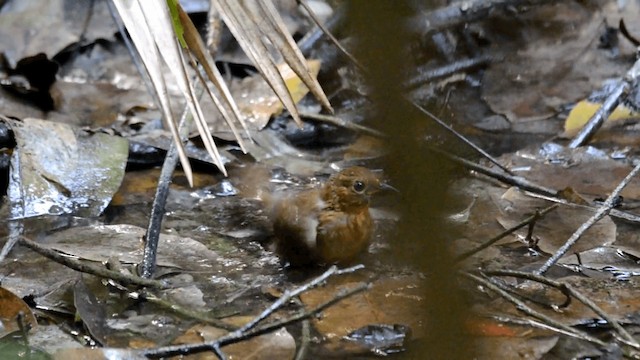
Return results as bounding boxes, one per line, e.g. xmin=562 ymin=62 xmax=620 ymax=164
xmin=112 ymin=0 xmax=331 ymax=183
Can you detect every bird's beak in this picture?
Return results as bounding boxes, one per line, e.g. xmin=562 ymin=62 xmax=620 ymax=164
xmin=379 ymin=182 xmax=400 ymax=194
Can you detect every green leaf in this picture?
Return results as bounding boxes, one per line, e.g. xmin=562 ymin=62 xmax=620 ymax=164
xmin=166 ymin=0 xmax=186 ymax=48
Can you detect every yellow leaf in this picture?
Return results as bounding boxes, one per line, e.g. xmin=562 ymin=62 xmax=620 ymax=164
xmin=564 ymin=100 xmax=639 ymax=136
xmin=238 ymin=59 xmax=322 ymax=130
xmin=279 ymin=59 xmax=322 ymax=104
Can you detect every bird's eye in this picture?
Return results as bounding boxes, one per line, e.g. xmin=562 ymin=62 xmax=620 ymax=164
xmin=353 ymin=180 xmax=366 ymax=193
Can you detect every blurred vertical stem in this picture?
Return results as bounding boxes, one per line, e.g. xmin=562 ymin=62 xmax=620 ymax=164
xmin=347 ymin=2 xmax=471 ymax=358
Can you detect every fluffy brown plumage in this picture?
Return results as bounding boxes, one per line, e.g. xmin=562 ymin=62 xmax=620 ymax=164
xmin=268 ymin=167 xmax=381 ymax=266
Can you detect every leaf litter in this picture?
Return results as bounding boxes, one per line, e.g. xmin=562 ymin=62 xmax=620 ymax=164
xmin=3 ymin=0 xmax=640 ymax=358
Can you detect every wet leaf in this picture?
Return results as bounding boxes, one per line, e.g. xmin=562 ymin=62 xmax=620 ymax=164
xmin=472 ymin=335 xmax=559 ymax=360
xmin=560 ymin=246 xmax=640 ymax=278
xmin=0 ymin=287 xmax=37 ymax=338
xmin=299 ymin=274 xmax=425 ymax=354
xmin=73 ymin=279 xmax=108 ymax=345
xmin=482 ymin=2 xmax=636 ymax=124
xmin=53 ymin=347 xmax=144 ymax=360
xmin=28 ymin=325 xmax=84 ymax=354
xmin=43 ymin=224 xmax=221 ymax=271
xmin=0 ymin=336 xmax=49 ymax=360
xmin=0 ymin=239 xmax=80 ymax=299
xmin=344 ymin=324 xmax=411 ymax=356
xmin=501 ymin=143 xmax=640 ymax=199
xmin=233 ymin=60 xmax=322 ymax=130
xmin=173 ymin=321 xmax=295 ymax=360
xmin=465 ymin=318 xmax=522 ymax=337
xmin=0 ymin=0 xmax=116 ymax=67
xmin=496 ymin=187 xmax=616 ymax=254
xmin=3 ymin=117 xmax=128 ymax=218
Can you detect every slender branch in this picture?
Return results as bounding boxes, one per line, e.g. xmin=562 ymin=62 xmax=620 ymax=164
xmin=297 ymin=0 xmax=362 ymax=70
xmin=295 ymin=318 xmax=311 ymax=360
xmin=140 ymin=87 xmax=200 ymax=278
xmin=456 ymin=204 xmax=559 ymax=261
xmin=405 ymin=54 xmax=493 ymax=88
xmin=536 ymin=162 xmax=640 ymax=275
xmin=484 ymin=269 xmax=640 ymax=348
xmin=493 ymin=315 xmax=598 ymax=340
xmin=410 ymin=0 xmax=556 ymax=34
xmin=136 ymin=291 xmax=236 ymax=331
xmin=462 ymin=272 xmax=607 ymax=347
xmin=292 ymin=296 xmax=311 ymax=360
xmin=212 ymin=345 xmax=227 ymax=360
xmin=436 ymin=148 xmax=557 ymax=196
xmin=524 ymin=192 xmax=640 ymax=224
xmin=412 ymin=101 xmax=514 ymax=175
xmin=569 ymin=57 xmax=640 ymax=148
xmin=234 ymin=264 xmax=363 ymax=335
xmin=142 ymin=282 xmax=370 ymax=358
xmin=299 ymin=111 xmax=385 ymax=138
xmin=19 ymin=237 xmax=167 ymax=289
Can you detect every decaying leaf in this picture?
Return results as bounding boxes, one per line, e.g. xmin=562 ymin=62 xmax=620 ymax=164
xmin=43 ymin=224 xmax=220 ymax=270
xmin=482 ymin=2 xmax=636 ymax=124
xmin=300 ymin=275 xmax=425 ymax=355
xmin=173 ymin=321 xmax=296 ymax=360
xmin=496 ymin=187 xmax=616 ymax=254
xmin=235 ymin=60 xmax=322 ymax=130
xmin=2 ymin=117 xmax=128 ymax=219
xmin=0 ymin=286 xmax=38 ymax=338
xmin=0 ymin=0 xmax=116 ymax=68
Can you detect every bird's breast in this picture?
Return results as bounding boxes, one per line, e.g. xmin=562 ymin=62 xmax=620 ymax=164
xmin=316 ymin=208 xmax=373 ymax=264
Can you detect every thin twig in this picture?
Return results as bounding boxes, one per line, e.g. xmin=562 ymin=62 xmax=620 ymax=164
xmin=142 ymin=282 xmax=370 ymax=358
xmin=295 ymin=318 xmax=311 ymax=360
xmin=569 ymin=57 xmax=640 ymax=148
xmin=493 ymin=315 xmax=596 ymax=339
xmin=455 ymin=204 xmax=559 ymax=261
xmin=484 ymin=269 xmax=640 ymax=348
xmin=462 ymin=272 xmax=607 ymax=347
xmin=291 ymin=296 xmax=311 ymax=360
xmin=297 ymin=2 xmax=344 ymax=56
xmin=525 ymin=192 xmax=640 ymax=224
xmin=212 ymin=345 xmax=227 ymax=360
xmin=19 ymin=237 xmax=167 ymax=289
xmin=439 ymin=147 xmax=640 ymax=224
xmin=140 ymin=86 xmax=202 ymax=278
xmin=414 ymin=102 xmax=513 ymax=174
xmin=480 ymin=269 xmax=572 ymax=310
xmin=299 ymin=111 xmax=385 ymax=138
xmin=220 ymin=283 xmax=369 ymax=345
xmin=297 ymin=0 xmax=363 ymax=70
xmin=436 ymin=148 xmax=556 ymax=196
xmin=409 ymin=0 xmax=555 ymax=34
xmin=535 ymin=162 xmax=640 ymax=275
xmin=234 ymin=264 xmax=363 ymax=335
xmin=405 ymin=55 xmax=493 ymax=88
xmin=136 ymin=291 xmax=236 ymax=331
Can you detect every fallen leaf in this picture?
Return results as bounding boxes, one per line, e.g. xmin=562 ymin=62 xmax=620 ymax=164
xmin=173 ymin=321 xmax=295 ymax=360
xmin=2 ymin=117 xmax=128 ymax=219
xmin=0 ymin=286 xmax=37 ymax=338
xmin=563 ymin=100 xmax=640 ymax=136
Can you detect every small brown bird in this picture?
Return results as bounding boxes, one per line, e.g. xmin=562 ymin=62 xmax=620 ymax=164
xmin=268 ymin=167 xmax=383 ymax=266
